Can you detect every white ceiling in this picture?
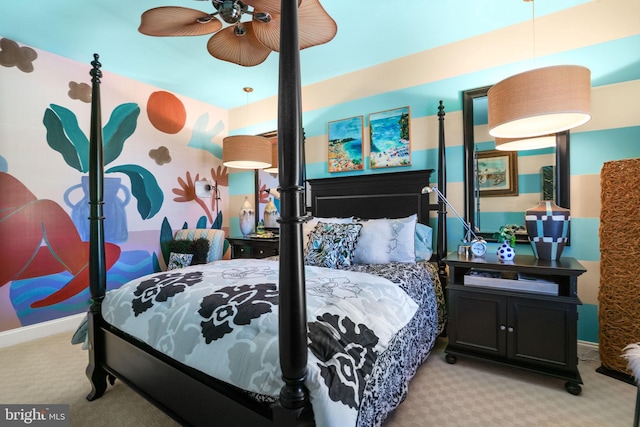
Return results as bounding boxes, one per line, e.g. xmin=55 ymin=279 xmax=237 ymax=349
xmin=1 ymin=0 xmax=589 ymax=110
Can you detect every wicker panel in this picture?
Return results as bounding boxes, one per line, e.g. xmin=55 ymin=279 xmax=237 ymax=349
xmin=599 ymin=158 xmax=640 ymax=375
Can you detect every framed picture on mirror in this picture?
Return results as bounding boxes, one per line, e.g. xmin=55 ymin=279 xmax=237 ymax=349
xmin=476 ymin=150 xmax=518 ymax=197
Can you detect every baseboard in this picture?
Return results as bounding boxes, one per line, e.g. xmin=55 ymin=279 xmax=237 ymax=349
xmin=0 ymin=313 xmax=85 ymax=349
xmin=577 ymin=339 xmax=600 ymax=363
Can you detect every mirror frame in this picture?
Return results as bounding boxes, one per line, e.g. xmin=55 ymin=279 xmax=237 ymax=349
xmin=253 ymin=129 xmax=307 ymax=231
xmin=254 ymin=130 xmax=279 ymax=230
xmin=462 ymin=86 xmax=571 ymax=243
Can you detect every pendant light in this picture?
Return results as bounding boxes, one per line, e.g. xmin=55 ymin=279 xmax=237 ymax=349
xmin=263 ymin=138 xmax=278 ymax=174
xmin=222 ymin=135 xmax=271 ymax=169
xmin=487 ymin=1 xmax=591 ymax=142
xmin=222 ymin=87 xmax=272 ymax=169
xmin=495 ymin=134 xmax=556 ymax=151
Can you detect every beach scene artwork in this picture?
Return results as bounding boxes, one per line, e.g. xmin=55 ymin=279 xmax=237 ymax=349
xmin=476 ymin=150 xmax=518 ymax=197
xmin=328 ymin=115 xmax=364 ymax=172
xmin=369 ymin=106 xmax=411 ymax=168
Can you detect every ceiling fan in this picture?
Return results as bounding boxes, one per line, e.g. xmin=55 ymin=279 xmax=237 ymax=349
xmin=139 ymin=0 xmax=337 ymax=67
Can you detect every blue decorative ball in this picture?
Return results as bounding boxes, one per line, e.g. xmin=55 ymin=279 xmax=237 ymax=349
xmin=497 ymin=243 xmax=515 ymax=261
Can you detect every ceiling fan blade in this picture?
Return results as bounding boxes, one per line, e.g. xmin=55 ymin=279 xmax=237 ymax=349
xmin=252 ymin=13 xmax=281 ymax=52
xmin=252 ymin=0 xmax=335 ymax=52
xmin=206 ymin=22 xmax=272 ymax=67
xmin=139 ymin=7 xmax=222 ymax=36
xmin=297 ymin=0 xmax=337 ymax=50
xmin=243 ymin=0 xmax=301 ymax=16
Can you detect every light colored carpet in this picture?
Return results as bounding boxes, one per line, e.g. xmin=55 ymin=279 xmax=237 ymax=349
xmin=0 ymin=333 xmax=635 ymax=426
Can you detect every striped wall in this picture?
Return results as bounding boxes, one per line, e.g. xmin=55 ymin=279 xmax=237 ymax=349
xmin=227 ymin=0 xmax=640 ymax=343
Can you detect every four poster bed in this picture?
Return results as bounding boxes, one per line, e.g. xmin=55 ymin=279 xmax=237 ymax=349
xmin=84 ymin=4 xmax=450 ymax=426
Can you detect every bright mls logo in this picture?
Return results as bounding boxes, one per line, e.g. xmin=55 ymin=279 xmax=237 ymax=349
xmin=0 ymin=405 xmax=69 ymax=426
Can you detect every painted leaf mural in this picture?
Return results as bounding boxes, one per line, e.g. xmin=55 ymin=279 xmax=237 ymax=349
xmin=106 ymin=164 xmax=163 ymax=220
xmin=212 ymin=212 xmax=223 ymax=230
xmin=188 ymin=112 xmax=225 ymax=158
xmin=43 ymin=102 xmax=163 ymax=220
xmin=43 ymin=105 xmax=88 ymax=172
xmin=160 ymin=217 xmax=174 ymax=267
xmin=196 ymin=216 xmax=207 ymax=229
xmin=103 ymin=103 xmax=141 ymax=166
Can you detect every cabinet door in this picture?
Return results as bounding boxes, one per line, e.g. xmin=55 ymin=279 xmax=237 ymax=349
xmin=448 ymin=289 xmax=507 ymax=357
xmin=507 ymin=296 xmax=577 ymax=371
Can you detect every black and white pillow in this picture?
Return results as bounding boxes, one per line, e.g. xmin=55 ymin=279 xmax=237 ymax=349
xmin=304 ymin=222 xmax=363 ymax=268
xmin=167 ymin=252 xmax=194 ymax=270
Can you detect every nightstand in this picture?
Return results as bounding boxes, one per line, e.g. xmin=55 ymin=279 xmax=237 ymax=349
xmin=227 ymin=236 xmax=279 ymax=259
xmin=443 ymin=253 xmax=586 ymax=395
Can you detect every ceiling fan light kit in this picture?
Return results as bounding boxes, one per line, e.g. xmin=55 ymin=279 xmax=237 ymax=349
xmin=139 ymin=0 xmax=337 ymax=67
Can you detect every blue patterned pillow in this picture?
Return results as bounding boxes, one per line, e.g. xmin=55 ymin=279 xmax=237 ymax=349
xmin=167 ymin=252 xmax=194 ymax=270
xmin=415 ymin=223 xmax=433 ymax=262
xmin=304 ymin=222 xmax=363 ymax=268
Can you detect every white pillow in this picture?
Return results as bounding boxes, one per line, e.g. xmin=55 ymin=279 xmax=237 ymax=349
xmin=303 ymin=216 xmax=353 ymax=249
xmin=353 ymin=219 xmax=394 ymax=264
xmin=354 ymin=214 xmax=417 ymax=264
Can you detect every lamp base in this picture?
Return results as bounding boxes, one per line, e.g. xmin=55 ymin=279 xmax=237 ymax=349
xmin=525 ymin=201 xmax=570 ymax=260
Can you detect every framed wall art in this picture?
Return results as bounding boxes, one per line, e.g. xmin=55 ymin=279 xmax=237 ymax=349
xmin=328 ymin=115 xmax=364 ymax=172
xmin=369 ymin=106 xmax=411 ymax=168
xmin=476 ymin=149 xmax=519 ymax=197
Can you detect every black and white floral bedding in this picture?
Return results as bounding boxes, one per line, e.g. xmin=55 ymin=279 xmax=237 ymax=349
xmin=101 ymin=258 xmax=443 ymax=427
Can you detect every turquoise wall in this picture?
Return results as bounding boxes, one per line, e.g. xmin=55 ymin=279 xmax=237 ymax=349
xmin=230 ymin=32 xmax=640 ymax=344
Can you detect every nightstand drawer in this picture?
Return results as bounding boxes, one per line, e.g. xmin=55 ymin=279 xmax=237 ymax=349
xmin=227 ymin=237 xmax=279 ymax=259
xmin=232 ymin=244 xmax=252 ymax=259
xmin=251 ymin=244 xmax=278 ymax=258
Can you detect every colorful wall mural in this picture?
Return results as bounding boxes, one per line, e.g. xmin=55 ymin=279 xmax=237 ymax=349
xmin=0 ymin=38 xmax=230 ymax=333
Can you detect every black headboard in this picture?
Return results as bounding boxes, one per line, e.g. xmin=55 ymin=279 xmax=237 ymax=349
xmin=308 ymin=170 xmax=435 ymax=225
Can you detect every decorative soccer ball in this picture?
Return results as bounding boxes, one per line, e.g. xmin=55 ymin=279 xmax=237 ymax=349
xmin=497 ymin=242 xmax=515 ymax=261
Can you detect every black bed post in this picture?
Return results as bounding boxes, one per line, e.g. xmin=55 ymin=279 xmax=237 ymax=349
xmin=274 ymin=0 xmax=311 ymax=424
xmin=436 ymin=101 xmax=447 ymax=278
xmin=85 ymin=54 xmax=109 ymax=401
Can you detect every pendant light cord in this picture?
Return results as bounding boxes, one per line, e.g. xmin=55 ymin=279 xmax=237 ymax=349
xmin=243 ymin=86 xmax=253 ymax=130
xmin=530 ymin=0 xmax=536 ymax=66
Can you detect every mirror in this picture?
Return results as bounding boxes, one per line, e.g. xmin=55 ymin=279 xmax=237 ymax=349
xmin=255 ymin=167 xmax=280 ymax=230
xmin=254 ymin=129 xmax=309 ymax=232
xmin=462 ymin=86 xmax=570 ymax=243
xmin=254 ymin=131 xmax=279 ymax=232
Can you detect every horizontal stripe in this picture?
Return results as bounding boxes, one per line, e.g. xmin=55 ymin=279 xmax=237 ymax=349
xmin=519 ymin=173 xmax=542 ymax=194
xmin=236 ymin=36 xmax=640 ymax=139
xmin=577 ymin=304 xmax=599 ymax=343
xmin=571 ymin=126 xmax=640 ymax=175
xmin=558 ymin=218 xmax=600 ymax=262
xmin=228 ymin=171 xmax=255 ymax=196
